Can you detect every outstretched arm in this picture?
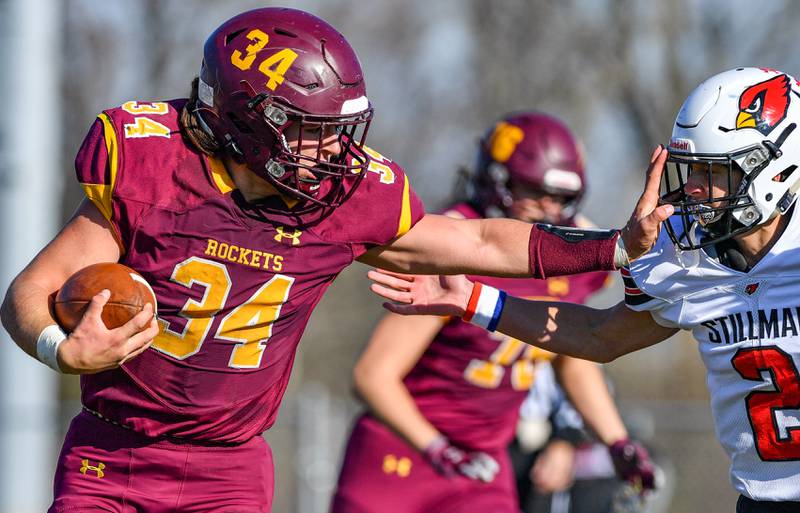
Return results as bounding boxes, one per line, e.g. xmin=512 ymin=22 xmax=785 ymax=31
xmin=358 ymin=147 xmax=672 ymax=278
xmin=497 ymin=297 xmax=675 ymax=363
xmin=368 ymin=270 xmax=677 ymax=363
xmin=359 ymin=214 xmax=534 ymax=276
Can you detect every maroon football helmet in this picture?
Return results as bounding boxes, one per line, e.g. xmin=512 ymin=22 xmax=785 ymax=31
xmin=197 ymin=8 xmax=373 ymax=212
xmin=470 ymin=112 xmax=586 ymax=221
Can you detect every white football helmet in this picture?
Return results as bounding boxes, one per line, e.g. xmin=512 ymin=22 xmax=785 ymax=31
xmin=662 ymin=67 xmax=800 ymax=249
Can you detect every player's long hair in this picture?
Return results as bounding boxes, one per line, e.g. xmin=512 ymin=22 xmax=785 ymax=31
xmin=180 ymin=77 xmax=220 ymax=156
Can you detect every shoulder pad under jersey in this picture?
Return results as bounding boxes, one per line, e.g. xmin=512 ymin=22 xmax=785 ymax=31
xmin=313 ymin=145 xmax=425 ymax=255
xmin=626 ymin=216 xmax=741 ymax=308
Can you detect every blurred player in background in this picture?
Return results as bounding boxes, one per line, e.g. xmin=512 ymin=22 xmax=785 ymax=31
xmin=511 ymin=360 xmax=668 ymax=513
xmin=367 ymin=67 xmax=800 ymax=513
xmin=331 ymin=113 xmax=655 ymax=513
xmin=0 ymin=8 xmax=670 ymax=513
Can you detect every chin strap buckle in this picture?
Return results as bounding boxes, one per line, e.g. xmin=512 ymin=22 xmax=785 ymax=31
xmin=266 ymin=160 xmax=286 ymax=178
xmin=740 ymin=147 xmax=770 ymax=174
xmin=778 ymin=190 xmax=797 ymax=214
xmin=763 ymin=140 xmax=783 ymax=159
xmin=223 ymin=135 xmax=243 ymax=157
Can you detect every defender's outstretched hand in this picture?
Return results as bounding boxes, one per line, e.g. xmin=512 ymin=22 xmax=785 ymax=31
xmin=621 ymin=146 xmax=674 ymax=261
xmin=368 ymin=269 xmax=472 ymax=317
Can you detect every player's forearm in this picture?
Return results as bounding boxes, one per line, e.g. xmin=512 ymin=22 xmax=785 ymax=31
xmin=365 ymin=215 xmax=621 ymax=278
xmin=449 ymin=219 xmax=621 ymax=278
xmin=354 ymin=369 xmax=440 ymax=451
xmin=554 ymin=357 xmax=627 ymax=445
xmin=447 ymin=219 xmax=622 ymax=278
xmin=364 ymin=217 xmax=531 ymax=276
xmin=1 ymin=277 xmax=58 ymax=359
xmin=495 ymin=298 xmax=621 ymax=363
xmin=464 ymin=287 xmax=674 ymax=363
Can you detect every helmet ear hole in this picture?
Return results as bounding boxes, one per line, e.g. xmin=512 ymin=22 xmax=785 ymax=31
xmin=226 ymin=113 xmax=253 ymax=134
xmin=274 ymin=27 xmax=298 ymax=38
xmin=224 ymin=28 xmax=247 ymax=45
xmin=772 ymin=165 xmax=798 ymax=183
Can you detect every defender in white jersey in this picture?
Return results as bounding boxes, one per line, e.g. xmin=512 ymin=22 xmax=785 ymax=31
xmin=367 ymin=67 xmax=800 ymax=513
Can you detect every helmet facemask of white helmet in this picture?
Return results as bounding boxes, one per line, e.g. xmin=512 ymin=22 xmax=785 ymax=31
xmin=661 ymin=68 xmax=800 ymax=251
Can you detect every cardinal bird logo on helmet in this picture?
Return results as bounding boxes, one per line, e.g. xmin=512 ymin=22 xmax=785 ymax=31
xmin=736 ymin=74 xmax=791 ymax=136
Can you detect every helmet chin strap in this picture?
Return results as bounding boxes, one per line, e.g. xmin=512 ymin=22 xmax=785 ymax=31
xmin=194 ymin=109 xmax=216 ymax=139
xmin=702 ymin=210 xmax=751 ymax=272
xmin=714 ymin=237 xmax=750 ymax=272
xmin=776 ymin=173 xmax=800 ymax=215
xmin=693 ymin=204 xmax=722 ymax=226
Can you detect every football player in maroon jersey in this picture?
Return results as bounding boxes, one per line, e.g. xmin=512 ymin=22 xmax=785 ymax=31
xmin=331 ymin=113 xmax=654 ymax=513
xmin=0 ymin=8 xmax=669 ymax=513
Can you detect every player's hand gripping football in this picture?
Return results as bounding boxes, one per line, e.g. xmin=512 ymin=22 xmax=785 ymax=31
xmin=423 ymin=435 xmax=500 ymax=482
xmin=367 ymin=269 xmax=472 ymax=317
xmin=620 ymin=146 xmax=674 ymax=262
xmin=609 ymin=438 xmax=657 ymax=493
xmin=57 ymin=290 xmax=160 ymax=374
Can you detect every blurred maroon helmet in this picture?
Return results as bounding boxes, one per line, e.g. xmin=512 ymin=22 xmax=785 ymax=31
xmin=471 ymin=112 xmax=586 ymax=221
xmin=197 ymin=8 xmax=373 ymax=212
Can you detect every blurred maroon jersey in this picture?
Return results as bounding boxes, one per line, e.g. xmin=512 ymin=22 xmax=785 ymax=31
xmin=75 ymin=99 xmax=424 ymax=444
xmin=402 ymin=202 xmax=609 ymax=451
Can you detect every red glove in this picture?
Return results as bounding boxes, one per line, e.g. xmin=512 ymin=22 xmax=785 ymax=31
xmin=609 ymin=438 xmax=656 ymax=490
xmin=423 ymin=436 xmax=499 ymax=483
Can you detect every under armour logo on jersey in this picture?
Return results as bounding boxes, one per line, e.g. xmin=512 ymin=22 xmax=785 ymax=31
xmin=382 ymin=454 xmax=412 ymax=477
xmin=745 ymin=283 xmax=760 ymax=295
xmin=274 ymin=227 xmax=302 ymax=246
xmin=79 ymin=459 xmax=106 ymax=478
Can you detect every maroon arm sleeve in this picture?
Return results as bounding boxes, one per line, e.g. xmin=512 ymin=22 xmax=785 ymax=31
xmin=529 ymin=224 xmax=619 ymax=279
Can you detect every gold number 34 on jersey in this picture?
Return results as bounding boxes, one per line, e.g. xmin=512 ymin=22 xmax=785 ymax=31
xmin=151 ymin=257 xmax=294 ymax=369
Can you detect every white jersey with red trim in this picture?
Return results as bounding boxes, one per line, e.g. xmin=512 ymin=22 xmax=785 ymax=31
xmin=623 ymin=213 xmax=800 ymax=501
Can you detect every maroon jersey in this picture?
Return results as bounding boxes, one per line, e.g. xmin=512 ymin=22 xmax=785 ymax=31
xmin=402 ymin=203 xmax=609 ymax=451
xmin=75 ymin=100 xmax=424 ymax=444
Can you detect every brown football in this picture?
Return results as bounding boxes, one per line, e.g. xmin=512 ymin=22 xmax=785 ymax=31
xmin=53 ymin=263 xmax=157 ymax=332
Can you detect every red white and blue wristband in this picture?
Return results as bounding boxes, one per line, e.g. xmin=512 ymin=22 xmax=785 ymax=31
xmin=462 ymin=282 xmax=506 ymax=332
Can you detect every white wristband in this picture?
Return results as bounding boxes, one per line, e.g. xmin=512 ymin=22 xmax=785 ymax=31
xmin=614 ymin=234 xmax=629 ymax=269
xmin=462 ymin=282 xmax=507 ymax=332
xmin=36 ymin=324 xmax=67 ymax=373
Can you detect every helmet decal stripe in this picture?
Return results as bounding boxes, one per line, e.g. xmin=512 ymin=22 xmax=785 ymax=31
xmin=341 ymin=96 xmax=369 ymax=115
xmin=198 ymin=77 xmax=215 ymax=107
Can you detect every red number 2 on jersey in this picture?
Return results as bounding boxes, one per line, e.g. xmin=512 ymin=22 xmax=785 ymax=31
xmin=732 ymin=347 xmax=800 ymax=460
